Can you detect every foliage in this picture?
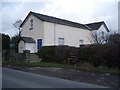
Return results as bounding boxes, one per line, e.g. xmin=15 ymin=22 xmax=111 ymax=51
xmin=37 ymin=46 xmax=69 ymax=63
xmin=37 ymin=44 xmax=120 ymax=69
xmin=10 ymin=33 xmax=19 ymax=51
xmin=2 ymin=61 xmax=72 ymax=68
xmin=38 ymin=46 xmax=54 ymax=61
xmin=108 ymin=33 xmax=120 ymax=45
xmin=11 ymin=33 xmax=19 ymax=43
xmin=2 ymin=61 xmax=120 ymax=75
xmin=1 ymin=33 xmax=10 ymax=50
xmin=78 ymin=44 xmax=119 ymax=69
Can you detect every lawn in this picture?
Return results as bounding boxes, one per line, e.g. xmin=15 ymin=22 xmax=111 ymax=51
xmin=2 ymin=60 xmax=120 ymax=75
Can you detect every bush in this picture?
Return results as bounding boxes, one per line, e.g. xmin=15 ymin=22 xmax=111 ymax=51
xmin=78 ymin=44 xmax=120 ymax=69
xmin=37 ymin=46 xmax=55 ymax=62
xmin=37 ymin=45 xmax=120 ymax=69
xmin=1 ymin=33 xmax=10 ymax=50
xmin=37 ymin=46 xmax=69 ymax=63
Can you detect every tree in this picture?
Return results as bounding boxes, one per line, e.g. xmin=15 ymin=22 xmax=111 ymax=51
xmin=92 ymin=31 xmax=109 ymax=44
xmin=13 ymin=19 xmax=22 ymax=37
xmin=108 ymin=33 xmax=120 ymax=45
xmin=11 ymin=33 xmax=19 ymax=44
xmin=10 ymin=33 xmax=20 ymax=51
xmin=1 ymin=33 xmax=10 ymax=50
xmin=92 ymin=33 xmax=101 ymax=44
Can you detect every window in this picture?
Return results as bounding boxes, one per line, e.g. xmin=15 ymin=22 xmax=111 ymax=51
xmin=101 ymin=31 xmax=104 ymax=39
xmin=79 ymin=39 xmax=84 ymax=45
xmin=37 ymin=39 xmax=42 ymax=49
xmin=58 ymin=38 xmax=64 ymax=45
xmin=29 ymin=19 xmax=33 ymax=30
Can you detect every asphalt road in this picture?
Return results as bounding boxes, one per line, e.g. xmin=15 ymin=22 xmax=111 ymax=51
xmin=0 ymin=67 xmax=2 ymax=90
xmin=2 ymin=68 xmax=109 ymax=88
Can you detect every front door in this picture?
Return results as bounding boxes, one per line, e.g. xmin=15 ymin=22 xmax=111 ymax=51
xmin=37 ymin=39 xmax=42 ymax=49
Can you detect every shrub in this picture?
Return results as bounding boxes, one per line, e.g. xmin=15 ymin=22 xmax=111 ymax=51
xmin=37 ymin=44 xmax=120 ymax=69
xmin=78 ymin=44 xmax=120 ymax=69
xmin=37 ymin=46 xmax=56 ymax=62
xmin=37 ymin=46 xmax=69 ymax=63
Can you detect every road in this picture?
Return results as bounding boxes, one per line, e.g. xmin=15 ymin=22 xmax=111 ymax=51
xmin=2 ymin=68 xmax=109 ymax=88
xmin=0 ymin=67 xmax=2 ymax=90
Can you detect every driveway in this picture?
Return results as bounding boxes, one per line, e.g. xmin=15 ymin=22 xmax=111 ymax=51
xmin=2 ymin=68 xmax=109 ymax=88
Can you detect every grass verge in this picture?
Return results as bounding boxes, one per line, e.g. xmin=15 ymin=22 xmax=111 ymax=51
xmin=2 ymin=61 xmax=120 ymax=75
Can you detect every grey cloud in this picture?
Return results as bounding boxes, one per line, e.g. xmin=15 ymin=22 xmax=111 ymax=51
xmin=2 ymin=1 xmax=119 ymax=37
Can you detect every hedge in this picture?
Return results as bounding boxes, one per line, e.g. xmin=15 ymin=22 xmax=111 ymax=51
xmin=37 ymin=44 xmax=120 ymax=69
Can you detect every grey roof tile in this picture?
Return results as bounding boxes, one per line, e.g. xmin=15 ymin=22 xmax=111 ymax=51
xmin=85 ymin=21 xmax=109 ymax=32
xmin=19 ymin=37 xmax=36 ymax=43
xmin=20 ymin=11 xmax=91 ymax=30
xmin=86 ymin=21 xmax=103 ymax=30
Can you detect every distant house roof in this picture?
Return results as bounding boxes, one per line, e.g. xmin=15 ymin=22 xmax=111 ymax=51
xmin=18 ymin=37 xmax=36 ymax=43
xmin=20 ymin=11 xmax=91 ymax=30
xmin=86 ymin=21 xmax=109 ymax=32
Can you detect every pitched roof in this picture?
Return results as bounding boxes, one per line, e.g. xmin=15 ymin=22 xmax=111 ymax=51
xmin=18 ymin=37 xmax=36 ymax=43
xmin=20 ymin=11 xmax=91 ymax=30
xmin=85 ymin=21 xmax=109 ymax=32
xmin=86 ymin=21 xmax=103 ymax=30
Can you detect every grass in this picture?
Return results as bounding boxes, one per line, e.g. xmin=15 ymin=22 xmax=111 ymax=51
xmin=2 ymin=61 xmax=72 ymax=68
xmin=76 ymin=63 xmax=120 ymax=75
xmin=2 ymin=60 xmax=120 ymax=75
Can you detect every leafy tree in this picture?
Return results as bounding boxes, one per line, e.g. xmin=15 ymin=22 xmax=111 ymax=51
xmin=1 ymin=33 xmax=10 ymax=50
xmin=108 ymin=33 xmax=120 ymax=45
xmin=10 ymin=33 xmax=19 ymax=51
xmin=11 ymin=33 xmax=19 ymax=44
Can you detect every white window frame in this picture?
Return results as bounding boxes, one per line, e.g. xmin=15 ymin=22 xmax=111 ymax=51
xmin=58 ymin=38 xmax=64 ymax=45
xmin=79 ymin=39 xmax=84 ymax=45
xmin=29 ymin=19 xmax=33 ymax=30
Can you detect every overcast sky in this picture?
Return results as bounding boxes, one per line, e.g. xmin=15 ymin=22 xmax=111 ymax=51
xmin=1 ymin=0 xmax=119 ymax=37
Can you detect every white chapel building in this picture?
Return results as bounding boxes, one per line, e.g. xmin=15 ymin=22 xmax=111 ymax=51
xmin=18 ymin=11 xmax=109 ymax=53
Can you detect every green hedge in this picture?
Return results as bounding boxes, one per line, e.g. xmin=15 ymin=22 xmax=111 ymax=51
xmin=78 ymin=45 xmax=119 ymax=68
xmin=37 ymin=46 xmax=70 ymax=63
xmin=37 ymin=45 xmax=120 ymax=69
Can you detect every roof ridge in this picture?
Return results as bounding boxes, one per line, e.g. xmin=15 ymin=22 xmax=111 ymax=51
xmin=30 ymin=11 xmax=90 ymax=30
xmin=86 ymin=21 xmax=104 ymax=25
xmin=31 ymin=11 xmax=82 ymax=24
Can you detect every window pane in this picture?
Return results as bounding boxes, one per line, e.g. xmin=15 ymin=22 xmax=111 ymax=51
xmin=58 ymin=38 xmax=64 ymax=45
xmin=79 ymin=40 xmax=84 ymax=45
xmin=37 ymin=39 xmax=42 ymax=49
xmin=30 ymin=19 xmax=33 ymax=30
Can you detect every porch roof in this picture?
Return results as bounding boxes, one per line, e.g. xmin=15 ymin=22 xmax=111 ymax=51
xmin=18 ymin=37 xmax=36 ymax=43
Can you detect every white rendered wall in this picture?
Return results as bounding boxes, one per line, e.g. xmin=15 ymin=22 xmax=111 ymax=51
xmin=18 ymin=40 xmax=25 ymax=53
xmin=43 ymin=22 xmax=55 ymax=46
xmin=21 ymin=14 xmax=44 ymax=52
xmin=91 ymin=24 xmax=109 ymax=44
xmin=25 ymin=43 xmax=36 ymax=53
xmin=44 ymin=22 xmax=92 ymax=47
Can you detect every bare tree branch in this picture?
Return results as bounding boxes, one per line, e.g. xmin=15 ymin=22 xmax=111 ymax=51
xmin=13 ymin=19 xmax=22 ymax=37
